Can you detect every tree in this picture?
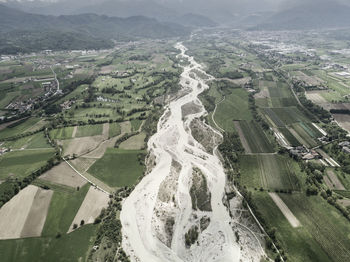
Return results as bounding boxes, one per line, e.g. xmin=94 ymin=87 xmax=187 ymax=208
xmin=80 ymin=220 xmax=85 ymax=226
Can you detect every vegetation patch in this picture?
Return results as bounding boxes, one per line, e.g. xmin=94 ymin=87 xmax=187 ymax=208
xmin=190 ymin=167 xmax=212 ymax=211
xmin=49 ymin=127 xmax=74 ymax=140
xmin=0 ymin=117 xmax=41 ymax=140
xmin=185 ymin=225 xmax=199 ymax=248
xmin=75 ymin=124 xmax=103 ymax=138
xmin=108 ymin=122 xmax=121 ymax=138
xmin=130 ymin=119 xmax=143 ymax=132
xmin=278 ymin=127 xmax=301 ymax=146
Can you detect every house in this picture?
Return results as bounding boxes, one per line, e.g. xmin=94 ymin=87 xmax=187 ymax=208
xmin=339 ymin=141 xmax=350 ymax=147
xmin=342 ymin=146 xmax=350 ymax=154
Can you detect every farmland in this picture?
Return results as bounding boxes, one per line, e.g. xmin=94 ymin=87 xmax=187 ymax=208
xmin=4 ymin=132 xmax=51 ymax=149
xmin=88 ymin=148 xmax=145 ymax=187
xmin=108 ymin=122 xmax=121 ymax=138
xmin=252 ymin=192 xmax=332 ymax=262
xmin=0 ymin=185 xmax=52 ymax=239
xmin=1 ymin=26 xmax=350 ymax=262
xmin=238 ymin=120 xmax=274 ymax=153
xmin=0 ymin=225 xmax=97 ymax=262
xmin=75 ymin=124 xmax=103 ymax=138
xmin=280 ymin=193 xmax=350 ymax=262
xmin=0 ymin=117 xmax=42 ymax=140
xmin=187 ymin=31 xmax=350 ymax=262
xmin=49 ymin=127 xmax=74 ymax=140
xmin=239 ymin=154 xmax=300 ymax=191
xmin=0 ymin=149 xmax=55 ymax=180
xmin=41 ymin=183 xmax=90 ymax=236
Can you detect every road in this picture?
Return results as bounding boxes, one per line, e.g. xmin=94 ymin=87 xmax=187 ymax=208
xmin=50 ymin=66 xmax=60 ymax=94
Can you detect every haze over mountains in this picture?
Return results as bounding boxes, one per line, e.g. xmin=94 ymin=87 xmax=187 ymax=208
xmin=3 ymin=0 xmax=350 ymax=30
xmin=0 ymin=3 xmax=190 ymax=53
xmin=2 ymin=0 xmax=350 ymax=54
xmin=253 ymin=0 xmax=350 ymax=30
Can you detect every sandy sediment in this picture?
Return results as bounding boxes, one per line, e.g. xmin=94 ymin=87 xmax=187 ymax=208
xmin=120 ymin=43 xmax=265 ymax=262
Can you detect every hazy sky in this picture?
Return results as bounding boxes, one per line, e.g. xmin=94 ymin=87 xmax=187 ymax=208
xmin=2 ymin=0 xmax=350 ymax=13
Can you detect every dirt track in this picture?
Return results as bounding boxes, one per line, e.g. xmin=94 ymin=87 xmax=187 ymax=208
xmin=269 ymin=193 xmax=300 ymax=228
xmin=72 ymin=126 xmax=78 ymax=138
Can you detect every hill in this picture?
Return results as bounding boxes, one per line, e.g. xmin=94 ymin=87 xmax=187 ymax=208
xmin=0 ymin=4 xmax=190 ymax=54
xmin=252 ymin=0 xmax=350 ymax=30
xmin=172 ymin=13 xmax=218 ymax=28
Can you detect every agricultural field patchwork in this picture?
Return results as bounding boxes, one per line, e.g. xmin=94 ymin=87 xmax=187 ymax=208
xmin=252 ymin=192 xmax=332 ymax=262
xmin=0 ymin=117 xmax=42 ymax=139
xmin=0 ymin=225 xmax=97 ymax=262
xmin=49 ymin=127 xmax=74 ymax=140
xmin=41 ymin=183 xmax=90 ymax=236
xmin=280 ymin=193 xmax=350 ymax=262
xmin=0 ymin=185 xmax=53 ymax=239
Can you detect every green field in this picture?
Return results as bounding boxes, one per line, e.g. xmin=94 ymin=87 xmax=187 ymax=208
xmin=215 ymin=88 xmax=253 ymax=132
xmin=0 ymin=149 xmax=55 ymax=179
xmin=239 ymin=154 xmax=300 ymax=191
xmin=291 ymin=123 xmax=318 ymax=148
xmin=49 ymin=127 xmax=74 ymax=140
xmin=238 ymin=120 xmax=274 ymax=153
xmin=252 ymin=192 xmax=331 ymax=262
xmin=119 ymin=132 xmax=146 ymax=150
xmin=271 ymin=107 xmax=310 ymax=126
xmin=0 ymin=92 xmax=20 ymax=109
xmin=267 ymin=81 xmax=297 ymax=107
xmin=4 ymin=132 xmax=51 ymax=149
xmin=108 ymin=122 xmax=121 ymax=138
xmin=279 ymin=193 xmax=350 ymax=262
xmin=278 ymin=127 xmax=301 ymax=146
xmin=88 ymin=148 xmax=145 ymax=187
xmin=0 ymin=117 xmax=41 ymax=139
xmin=42 ymin=183 xmax=90 ymax=236
xmin=130 ymin=119 xmax=143 ymax=132
xmin=76 ymin=124 xmax=102 ymax=138
xmin=0 ymin=224 xmax=97 ymax=262
xmin=335 ymin=170 xmax=350 ymax=191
